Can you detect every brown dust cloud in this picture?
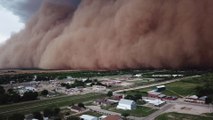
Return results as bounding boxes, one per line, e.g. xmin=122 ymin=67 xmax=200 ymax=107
xmin=0 ymin=0 xmax=213 ymax=70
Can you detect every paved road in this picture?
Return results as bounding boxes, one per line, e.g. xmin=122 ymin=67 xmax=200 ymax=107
xmin=113 ymin=75 xmax=200 ymax=94
xmin=143 ymin=104 xmax=175 ymax=120
xmin=0 ymin=94 xmax=101 ymax=115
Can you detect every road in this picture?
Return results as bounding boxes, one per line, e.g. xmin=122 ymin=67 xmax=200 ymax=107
xmin=113 ymin=75 xmax=200 ymax=94
xmin=0 ymin=93 xmax=103 ymax=115
xmin=143 ymin=104 xmax=175 ymax=120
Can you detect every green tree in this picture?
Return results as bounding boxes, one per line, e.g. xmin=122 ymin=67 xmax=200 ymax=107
xmin=33 ymin=112 xmax=43 ymax=120
xmin=7 ymin=88 xmax=15 ymax=95
xmin=8 ymin=113 xmax=25 ymax=120
xmin=54 ymin=107 xmax=61 ymax=116
xmin=41 ymin=90 xmax=49 ymax=96
xmin=22 ymin=91 xmax=38 ymax=101
xmin=78 ymin=103 xmax=85 ymax=108
xmin=107 ymin=91 xmax=113 ymax=97
xmin=135 ymin=94 xmax=142 ymax=101
xmin=121 ymin=112 xmax=130 ymax=120
xmin=0 ymin=86 xmax=5 ymax=95
xmin=43 ymin=108 xmax=53 ymax=117
xmin=67 ymin=116 xmax=80 ymax=120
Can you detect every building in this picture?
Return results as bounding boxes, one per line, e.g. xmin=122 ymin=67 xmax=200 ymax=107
xmin=184 ymin=95 xmax=207 ymax=104
xmin=103 ymin=115 xmax=122 ymax=120
xmin=69 ymin=105 xmax=86 ymax=113
xmin=116 ymin=99 xmax=136 ymax=110
xmin=156 ymin=85 xmax=166 ymax=92
xmin=143 ymin=98 xmax=166 ymax=107
xmin=80 ymin=115 xmax=98 ymax=120
xmin=148 ymin=90 xmax=161 ymax=98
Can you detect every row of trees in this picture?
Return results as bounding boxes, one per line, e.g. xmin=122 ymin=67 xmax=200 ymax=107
xmin=61 ymin=79 xmax=107 ymax=89
xmin=6 ymin=107 xmax=61 ymax=120
xmin=0 ymin=86 xmax=38 ymax=105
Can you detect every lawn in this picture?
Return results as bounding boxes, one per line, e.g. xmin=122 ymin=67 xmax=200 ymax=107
xmin=162 ymin=81 xmax=200 ymax=96
xmin=122 ymin=76 xmax=204 ymax=97
xmin=155 ymin=112 xmax=213 ymax=120
xmin=103 ymin=105 xmax=156 ymax=117
xmin=0 ymin=93 xmax=105 ymax=117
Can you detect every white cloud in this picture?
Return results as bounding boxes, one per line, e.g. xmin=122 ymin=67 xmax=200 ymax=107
xmin=0 ymin=5 xmax=24 ymax=44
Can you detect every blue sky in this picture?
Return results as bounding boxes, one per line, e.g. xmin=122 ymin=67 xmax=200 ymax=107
xmin=0 ymin=0 xmax=80 ymax=44
xmin=0 ymin=5 xmax=24 ymax=44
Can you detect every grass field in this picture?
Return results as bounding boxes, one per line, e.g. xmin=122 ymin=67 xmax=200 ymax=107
xmin=102 ymin=105 xmax=156 ymax=117
xmin=0 ymin=93 xmax=105 ymax=118
xmin=122 ymin=76 xmax=204 ymax=97
xmin=155 ymin=112 xmax=213 ymax=120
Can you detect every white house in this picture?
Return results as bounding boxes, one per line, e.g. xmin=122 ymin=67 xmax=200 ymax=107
xmin=80 ymin=115 xmax=98 ymax=120
xmin=116 ymin=99 xmax=136 ymax=110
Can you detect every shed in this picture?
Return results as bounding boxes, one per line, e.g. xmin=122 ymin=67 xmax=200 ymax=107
xmin=116 ymin=99 xmax=136 ymax=110
xmin=80 ymin=115 xmax=98 ymax=120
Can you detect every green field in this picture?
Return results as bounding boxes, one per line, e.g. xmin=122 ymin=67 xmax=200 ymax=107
xmin=0 ymin=93 xmax=105 ymax=118
xmin=155 ymin=112 xmax=213 ymax=120
xmin=123 ymin=76 xmax=204 ymax=97
xmin=102 ymin=105 xmax=156 ymax=117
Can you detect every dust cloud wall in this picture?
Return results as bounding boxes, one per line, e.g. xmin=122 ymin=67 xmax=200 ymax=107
xmin=0 ymin=0 xmax=213 ymax=70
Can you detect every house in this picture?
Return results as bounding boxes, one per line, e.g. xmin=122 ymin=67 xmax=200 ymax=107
xmin=94 ymin=99 xmax=114 ymax=106
xmin=116 ymin=99 xmax=136 ymax=110
xmin=148 ymin=90 xmax=161 ymax=98
xmin=103 ymin=115 xmax=122 ymax=120
xmin=184 ymin=95 xmax=206 ymax=104
xmin=80 ymin=115 xmax=98 ymax=120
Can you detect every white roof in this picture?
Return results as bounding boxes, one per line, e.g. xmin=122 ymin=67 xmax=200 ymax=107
xmin=148 ymin=90 xmax=161 ymax=95
xmin=156 ymin=85 xmax=165 ymax=88
xmin=80 ymin=115 xmax=97 ymax=120
xmin=144 ymin=99 xmax=165 ymax=106
xmin=119 ymin=99 xmax=134 ymax=105
xmin=189 ymin=95 xmax=198 ymax=99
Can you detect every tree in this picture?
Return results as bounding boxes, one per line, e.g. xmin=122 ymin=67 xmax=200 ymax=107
xmin=67 ymin=116 xmax=80 ymax=120
xmin=8 ymin=113 xmax=25 ymax=120
xmin=7 ymin=88 xmax=15 ymax=95
xmin=54 ymin=107 xmax=61 ymax=116
xmin=125 ymin=95 xmax=136 ymax=101
xmin=43 ymin=108 xmax=53 ymax=117
xmin=0 ymin=94 xmax=10 ymax=104
xmin=10 ymin=93 xmax=21 ymax=103
xmin=33 ymin=112 xmax=43 ymax=120
xmin=0 ymin=86 xmax=5 ymax=95
xmin=135 ymin=94 xmax=142 ymax=101
xmin=78 ymin=103 xmax=85 ymax=108
xmin=41 ymin=90 xmax=49 ymax=96
xmin=22 ymin=91 xmax=38 ymax=101
xmin=107 ymin=91 xmax=113 ymax=97
xmin=121 ymin=112 xmax=130 ymax=120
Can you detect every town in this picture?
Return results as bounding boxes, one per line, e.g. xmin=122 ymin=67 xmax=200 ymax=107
xmin=0 ymin=69 xmax=212 ymax=120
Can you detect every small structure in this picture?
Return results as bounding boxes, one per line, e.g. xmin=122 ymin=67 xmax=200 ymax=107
xmin=80 ymin=115 xmax=98 ymax=120
xmin=143 ymin=98 xmax=166 ymax=107
xmin=185 ymin=95 xmax=206 ymax=104
xmin=103 ymin=115 xmax=122 ymax=120
xmin=156 ymin=85 xmax=166 ymax=92
xmin=117 ymin=99 xmax=136 ymax=110
xmin=134 ymin=74 xmax=142 ymax=77
xmin=94 ymin=99 xmax=114 ymax=106
xmin=148 ymin=90 xmax=161 ymax=98
xmin=70 ymin=105 xmax=86 ymax=113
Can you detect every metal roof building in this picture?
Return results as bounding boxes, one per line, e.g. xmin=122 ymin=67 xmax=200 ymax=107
xmin=116 ymin=99 xmax=136 ymax=110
